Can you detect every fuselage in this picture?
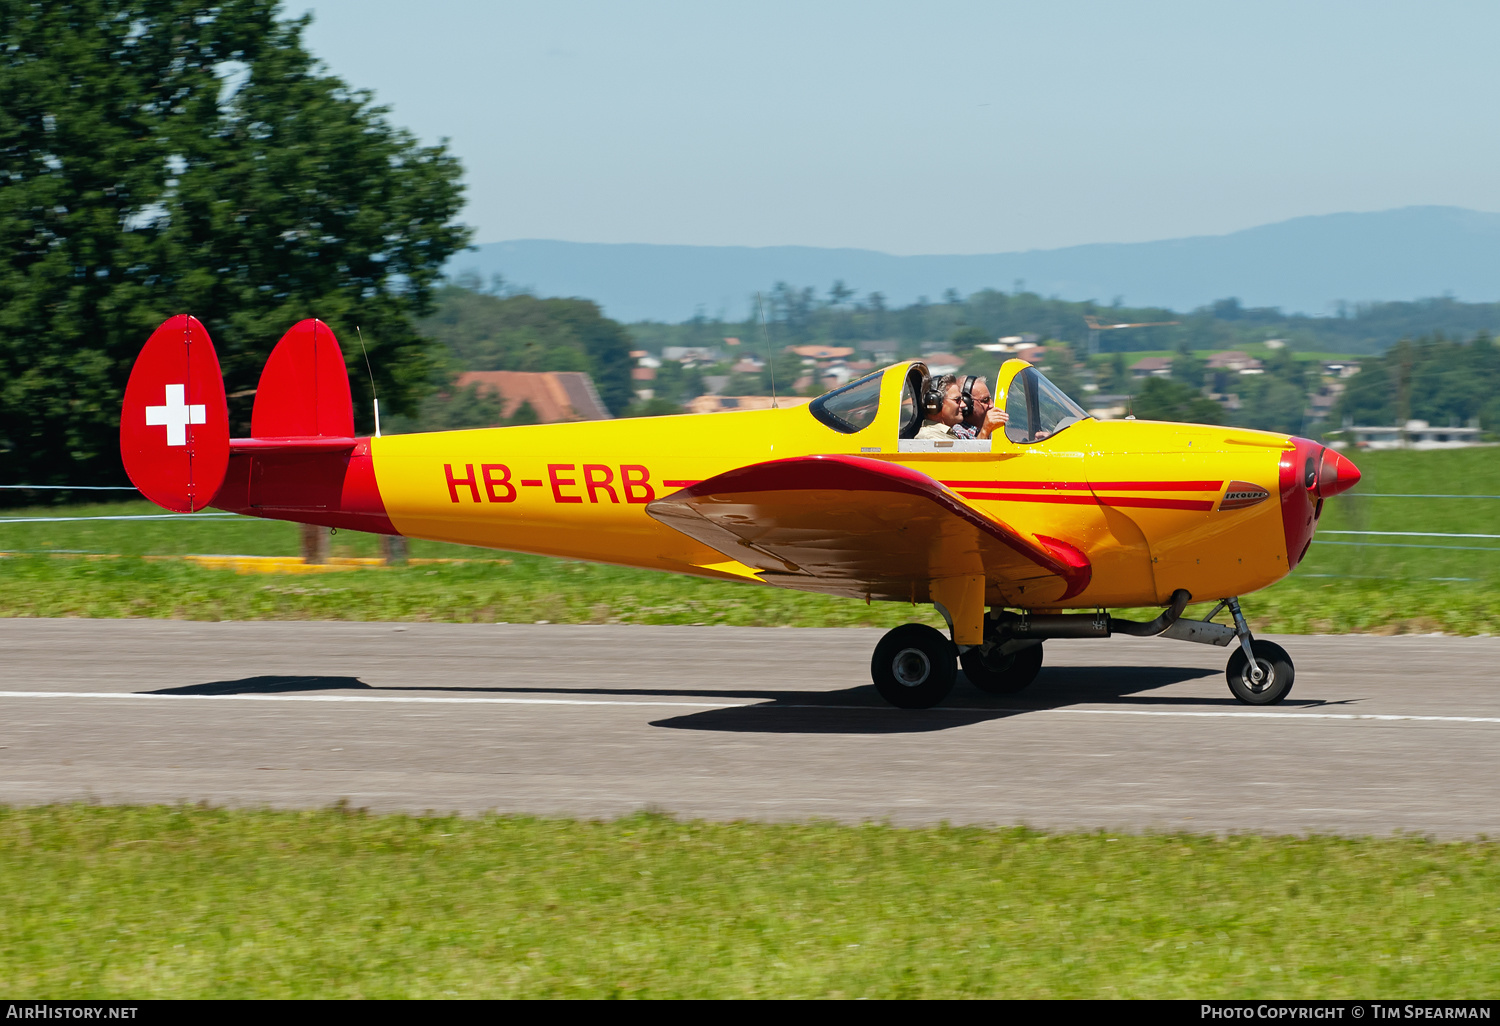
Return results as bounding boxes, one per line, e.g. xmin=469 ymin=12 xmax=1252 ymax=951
xmin=210 ymin=360 xmax=1344 ymax=611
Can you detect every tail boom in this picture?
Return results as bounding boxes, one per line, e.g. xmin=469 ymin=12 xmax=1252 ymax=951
xmin=210 ymin=437 xmax=397 ymax=535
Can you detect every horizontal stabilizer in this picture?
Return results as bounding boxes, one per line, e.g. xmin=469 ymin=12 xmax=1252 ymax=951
xmin=229 ymin=436 xmax=357 ymax=453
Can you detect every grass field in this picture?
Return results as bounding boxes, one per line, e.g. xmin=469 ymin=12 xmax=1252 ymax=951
xmin=2 ymin=447 xmax=1498 ymax=631
xmin=2 ymin=805 xmax=1494 ymax=999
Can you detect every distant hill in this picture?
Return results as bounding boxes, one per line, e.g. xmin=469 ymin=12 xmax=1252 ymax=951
xmin=446 ymin=206 xmax=1500 ymax=323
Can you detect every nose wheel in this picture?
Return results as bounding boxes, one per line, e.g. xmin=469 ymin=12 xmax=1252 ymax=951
xmin=870 ymin=623 xmax=956 ymax=709
xmin=1226 ymin=639 xmax=1294 ymax=704
xmin=1222 ymin=597 xmax=1294 ymax=704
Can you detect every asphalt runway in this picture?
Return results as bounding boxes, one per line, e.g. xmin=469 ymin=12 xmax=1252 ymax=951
xmin=1 ymin=619 xmax=1497 ymax=837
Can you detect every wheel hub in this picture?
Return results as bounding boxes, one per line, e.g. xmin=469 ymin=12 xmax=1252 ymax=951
xmin=892 ymin=647 xmax=932 ymax=687
xmin=1241 ymin=660 xmax=1275 ymax=693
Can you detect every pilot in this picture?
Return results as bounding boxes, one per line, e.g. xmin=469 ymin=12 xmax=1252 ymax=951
xmin=952 ymin=376 xmax=1009 ymax=440
xmin=915 ymin=374 xmax=963 ymax=439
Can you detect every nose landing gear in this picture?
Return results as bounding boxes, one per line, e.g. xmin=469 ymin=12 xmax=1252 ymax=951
xmin=1221 ymin=597 xmax=1294 ymax=704
xmin=1226 ymin=639 xmax=1295 ymax=704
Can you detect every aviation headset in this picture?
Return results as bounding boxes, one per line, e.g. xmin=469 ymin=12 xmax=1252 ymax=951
xmin=922 ymin=377 xmax=948 ymax=414
xmin=923 ymin=374 xmax=979 ymax=417
xmin=959 ymin=375 xmax=977 ymax=420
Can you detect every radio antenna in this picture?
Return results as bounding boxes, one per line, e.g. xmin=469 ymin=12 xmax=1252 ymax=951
xmin=355 ymin=326 xmax=381 ymax=437
xmin=757 ymin=292 xmax=778 ymax=409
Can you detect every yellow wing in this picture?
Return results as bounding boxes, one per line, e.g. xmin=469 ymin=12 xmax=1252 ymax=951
xmin=645 ymin=455 xmax=1090 ymax=606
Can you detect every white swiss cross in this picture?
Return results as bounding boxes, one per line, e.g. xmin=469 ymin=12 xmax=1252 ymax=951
xmin=144 ymin=384 xmax=206 ymax=447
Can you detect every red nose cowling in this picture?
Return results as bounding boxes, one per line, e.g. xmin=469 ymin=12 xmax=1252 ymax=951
xmin=1317 ymin=447 xmax=1362 ymax=498
xmin=1279 ymin=438 xmax=1362 ymax=571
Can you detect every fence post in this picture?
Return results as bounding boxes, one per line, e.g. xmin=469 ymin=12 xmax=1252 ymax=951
xmin=300 ymin=523 xmax=329 ymax=565
xmin=381 ymin=534 xmax=408 ymax=566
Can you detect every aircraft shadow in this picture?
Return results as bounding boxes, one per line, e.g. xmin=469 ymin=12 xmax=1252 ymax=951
xmin=148 ymin=675 xmax=373 ymax=695
xmin=143 ymin=666 xmax=1343 ymax=735
xmin=648 ymin=665 xmax=1221 ymax=734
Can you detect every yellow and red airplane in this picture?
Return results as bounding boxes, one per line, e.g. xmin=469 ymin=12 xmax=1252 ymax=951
xmin=120 ymin=315 xmax=1361 ymax=709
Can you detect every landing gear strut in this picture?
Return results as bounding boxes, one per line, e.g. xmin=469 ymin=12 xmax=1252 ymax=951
xmin=1221 ymin=597 xmax=1294 ymax=705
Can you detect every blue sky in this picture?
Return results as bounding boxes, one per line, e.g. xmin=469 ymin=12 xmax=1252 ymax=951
xmin=293 ymin=1 xmax=1500 ymax=254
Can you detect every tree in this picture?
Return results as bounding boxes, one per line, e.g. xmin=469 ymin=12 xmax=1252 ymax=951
xmin=506 ymin=399 xmax=538 ymax=426
xmin=1170 ymin=340 xmax=1205 ymax=388
xmin=626 ymin=397 xmax=683 ymax=418
xmin=384 ymin=381 xmax=503 ymax=433
xmin=1132 ymin=378 xmax=1223 ymax=424
xmin=0 ymin=1 xmax=470 ymax=486
xmin=1105 ymin=352 xmax=1131 ymax=394
xmin=950 ymin=325 xmax=988 ymax=351
xmin=1233 ymin=376 xmax=1307 ymax=435
xmin=1037 ymin=341 xmax=1085 ymax=401
xmin=415 ymin=286 xmax=634 ymax=416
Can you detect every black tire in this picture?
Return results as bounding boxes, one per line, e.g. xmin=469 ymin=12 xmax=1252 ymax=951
xmin=960 ymin=642 xmax=1044 ymax=695
xmin=1226 ymin=639 xmax=1294 ymax=705
xmin=870 ymin=623 xmax=957 ymax=709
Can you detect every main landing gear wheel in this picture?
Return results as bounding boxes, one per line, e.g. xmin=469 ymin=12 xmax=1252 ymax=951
xmin=1226 ymin=639 xmax=1295 ymax=705
xmin=960 ymin=643 xmax=1044 ymax=695
xmin=871 ymin=623 xmax=957 ymax=709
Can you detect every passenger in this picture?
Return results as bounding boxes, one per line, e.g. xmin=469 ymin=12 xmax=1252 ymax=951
xmin=952 ymin=376 xmax=1009 ymax=440
xmin=915 ymin=374 xmax=963 ymax=439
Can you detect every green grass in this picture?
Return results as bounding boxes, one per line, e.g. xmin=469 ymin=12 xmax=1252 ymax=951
xmin=0 ymin=499 xmax=492 ymax=559
xmin=1295 ymin=447 xmax=1500 ymax=585
xmin=0 ymin=553 xmax=945 ymax=628
xmin=3 ymin=447 xmax=1499 ymax=632
xmin=3 ymin=554 xmax=1500 ymax=634
xmin=2 ymin=805 xmax=1494 ymax=999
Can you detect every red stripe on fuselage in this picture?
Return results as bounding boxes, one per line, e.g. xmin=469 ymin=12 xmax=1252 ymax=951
xmin=958 ymin=491 xmax=1097 ymax=504
xmin=957 ymin=490 xmax=1214 ymax=511
xmin=942 ymin=479 xmax=1221 ymax=492
xmin=1098 ymin=496 xmax=1216 ymax=511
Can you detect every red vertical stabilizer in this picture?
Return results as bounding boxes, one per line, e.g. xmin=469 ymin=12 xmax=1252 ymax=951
xmin=212 ymin=318 xmax=396 ymax=534
xmin=250 ymin=319 xmax=355 ymax=439
xmin=120 ymin=315 xmax=230 ymax=512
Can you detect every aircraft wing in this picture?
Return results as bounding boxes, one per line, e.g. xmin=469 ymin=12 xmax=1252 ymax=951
xmin=645 ymin=454 xmax=1090 ymax=605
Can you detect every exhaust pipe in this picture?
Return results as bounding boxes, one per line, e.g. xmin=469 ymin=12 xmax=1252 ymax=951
xmin=1110 ymin=588 xmax=1193 ymax=637
xmin=988 ymin=589 xmax=1193 ymax=642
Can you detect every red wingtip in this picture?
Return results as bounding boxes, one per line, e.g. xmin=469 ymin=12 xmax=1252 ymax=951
xmin=1318 ymin=448 xmax=1362 ymax=498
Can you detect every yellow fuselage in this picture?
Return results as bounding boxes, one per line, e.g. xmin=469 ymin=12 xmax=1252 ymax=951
xmin=368 ymin=362 xmax=1302 ymax=610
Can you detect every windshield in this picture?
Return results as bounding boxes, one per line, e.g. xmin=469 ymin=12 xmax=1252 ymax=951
xmin=1003 ymin=367 xmax=1090 ymax=443
xmin=809 ymin=370 xmax=883 ymax=433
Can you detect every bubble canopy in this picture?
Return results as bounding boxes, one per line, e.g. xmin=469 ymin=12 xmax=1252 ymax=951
xmin=1003 ymin=366 xmax=1090 ymax=444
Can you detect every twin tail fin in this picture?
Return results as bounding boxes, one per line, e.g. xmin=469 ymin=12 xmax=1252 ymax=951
xmin=121 ymin=316 xmax=359 ymax=511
